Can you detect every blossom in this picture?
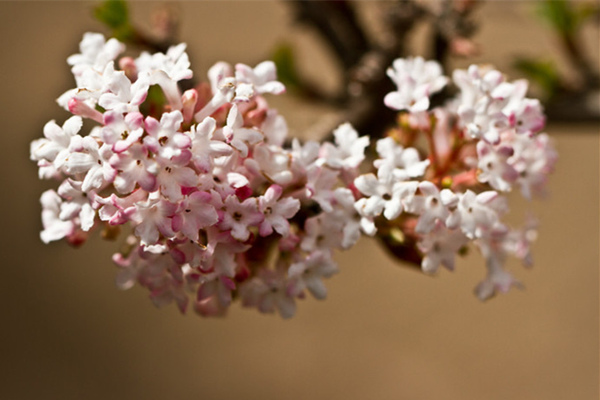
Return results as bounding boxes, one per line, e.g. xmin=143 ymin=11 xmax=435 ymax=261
xmin=30 ymin=116 xmax=83 ymax=171
xmin=288 ymin=250 xmax=338 ymax=299
xmin=321 ymin=123 xmax=369 ymax=170
xmin=476 ymin=140 xmax=518 ymax=192
xmin=222 ymin=104 xmax=263 ymax=158
xmin=39 ymin=190 xmax=77 ymax=243
xmin=220 ymin=195 xmax=264 ymax=241
xmin=189 ymin=117 xmax=233 ymax=173
xmin=172 ymin=191 xmax=219 ymax=242
xmin=258 ymin=185 xmax=300 ymax=237
xmin=373 ymin=137 xmax=430 ymax=181
xmin=418 ymin=221 xmax=468 ymax=274
xmin=143 ymin=110 xmax=191 ymax=163
xmin=446 ymin=190 xmax=506 ymax=239
xmin=235 ymin=61 xmax=285 ymax=95
xmin=32 ymin=35 xmax=556 ymax=318
xmin=405 ymin=181 xmax=457 ymax=234
xmin=384 ymin=57 xmax=448 ymax=112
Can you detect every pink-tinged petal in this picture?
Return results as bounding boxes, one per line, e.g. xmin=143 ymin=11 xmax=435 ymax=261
xmin=354 ymin=174 xmax=379 ymax=196
xmin=135 ymin=219 xmax=159 ymax=245
xmin=264 ymin=185 xmax=283 ymax=203
xmin=259 ymin=221 xmax=274 ymax=237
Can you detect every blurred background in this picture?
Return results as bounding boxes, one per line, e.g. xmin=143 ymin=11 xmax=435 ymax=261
xmin=0 ymin=1 xmax=598 ymax=399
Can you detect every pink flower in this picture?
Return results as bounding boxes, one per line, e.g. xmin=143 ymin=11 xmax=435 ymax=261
xmin=258 ymin=185 xmax=300 ymax=237
xmin=143 ymin=111 xmax=191 ymax=163
xmin=172 ymin=191 xmax=219 ymax=242
xmin=110 ymin=143 xmax=158 ymax=194
xmin=132 ymin=193 xmax=178 ymax=246
xmin=220 ymin=195 xmax=264 ymax=241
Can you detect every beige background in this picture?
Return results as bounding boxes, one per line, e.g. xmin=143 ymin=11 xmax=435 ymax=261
xmin=0 ymin=2 xmax=598 ymax=399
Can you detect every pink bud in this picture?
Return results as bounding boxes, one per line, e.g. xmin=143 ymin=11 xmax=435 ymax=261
xmin=119 ymin=56 xmax=138 ymax=81
xmin=182 ymin=89 xmax=198 ymax=124
xmin=68 ymin=98 xmax=104 ymax=123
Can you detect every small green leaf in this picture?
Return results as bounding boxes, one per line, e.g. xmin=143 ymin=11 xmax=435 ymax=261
xmin=537 ymin=0 xmax=577 ymax=36
xmin=140 ymin=85 xmax=167 ymax=118
xmin=271 ymin=42 xmax=301 ymax=89
xmin=513 ymin=57 xmax=561 ymax=100
xmin=94 ymin=0 xmax=134 ymax=41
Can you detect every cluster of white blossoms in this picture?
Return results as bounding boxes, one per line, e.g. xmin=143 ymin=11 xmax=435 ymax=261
xmin=31 ymin=34 xmax=556 ymax=318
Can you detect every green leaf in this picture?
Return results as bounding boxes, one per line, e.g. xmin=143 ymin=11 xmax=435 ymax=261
xmin=94 ymin=0 xmax=134 ymax=41
xmin=537 ymin=0 xmax=599 ymax=37
xmin=139 ymin=85 xmax=167 ymax=118
xmin=574 ymin=3 xmax=600 ymax=27
xmin=271 ymin=42 xmax=301 ymax=89
xmin=513 ymin=57 xmax=561 ymax=100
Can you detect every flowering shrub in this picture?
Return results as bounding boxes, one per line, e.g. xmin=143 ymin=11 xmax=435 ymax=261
xmin=30 ymin=33 xmax=556 ymax=318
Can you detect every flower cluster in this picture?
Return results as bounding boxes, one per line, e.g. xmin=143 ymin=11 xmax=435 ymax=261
xmin=31 ymin=34 xmax=556 ymax=318
xmin=354 ymin=57 xmax=556 ymax=299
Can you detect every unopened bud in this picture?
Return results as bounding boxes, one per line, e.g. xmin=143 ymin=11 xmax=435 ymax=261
xmin=68 ymin=98 xmax=103 ymax=123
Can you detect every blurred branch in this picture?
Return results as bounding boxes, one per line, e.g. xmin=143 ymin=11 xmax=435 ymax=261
xmin=431 ymin=0 xmax=480 ymax=69
xmin=290 ymin=0 xmax=371 ymax=72
xmin=288 ymin=0 xmax=428 ymax=140
xmin=537 ymin=0 xmax=600 ymax=88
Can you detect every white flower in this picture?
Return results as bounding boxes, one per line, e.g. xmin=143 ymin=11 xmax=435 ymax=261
xmin=98 ymin=65 xmax=149 ymax=113
xmin=405 ymin=181 xmax=457 ymax=234
xmin=101 ymin=111 xmax=145 ymax=152
xmin=31 ymin=116 xmax=83 ymax=170
xmin=446 ymin=190 xmax=506 ymax=239
xmin=476 ymin=141 xmax=518 ymax=192
xmin=384 ymin=57 xmax=448 ymax=112
xmin=222 ymin=104 xmax=263 ymax=158
xmin=320 ymin=123 xmax=369 ymax=170
xmin=67 ymin=33 xmax=125 ymax=80
xmin=135 ymin=43 xmax=192 ymax=82
xmin=189 ymin=117 xmax=232 ymax=173
xmin=474 ymin=253 xmax=523 ymax=301
xmin=39 ymin=190 xmax=76 ymax=243
xmin=65 ymin=135 xmax=116 ymax=192
xmin=288 ymin=250 xmax=338 ymax=300
xmin=507 ymin=132 xmax=557 ymax=199
xmin=418 ymin=221 xmax=468 ymax=274
xmin=155 ymin=165 xmax=199 ymax=202
xmin=235 ymin=61 xmax=285 ymax=95
xmin=374 ymin=137 xmax=430 ymax=181
xmin=354 ymin=172 xmax=418 ymax=220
